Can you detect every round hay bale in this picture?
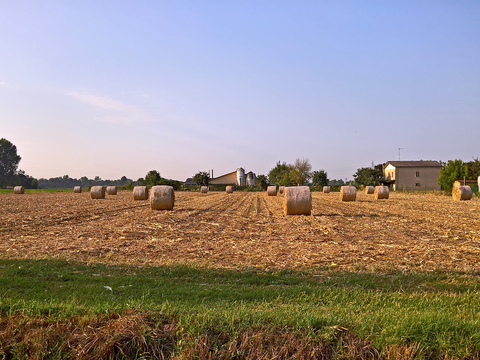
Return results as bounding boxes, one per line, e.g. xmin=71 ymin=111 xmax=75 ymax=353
xmin=106 ymin=186 xmax=117 ymax=195
xmin=133 ymin=186 xmax=148 ymax=200
xmin=284 ymin=186 xmax=312 ymax=215
xmin=323 ymin=186 xmax=330 ymax=193
xmin=267 ymin=186 xmax=277 ymax=196
xmin=200 ymin=186 xmax=208 ymax=194
xmin=374 ymin=186 xmax=389 ymax=200
xmin=340 ymin=186 xmax=356 ymax=202
xmin=90 ymin=186 xmax=105 ymax=199
xmin=73 ymin=186 xmax=82 ymax=193
xmin=13 ymin=186 xmax=24 ymax=194
xmin=452 ymin=185 xmax=472 ymax=201
xmin=226 ymin=186 xmax=233 ymax=194
xmin=365 ymin=186 xmax=374 ymax=194
xmin=150 ymin=185 xmax=175 ymax=210
xmin=279 ymin=186 xmax=285 ymax=194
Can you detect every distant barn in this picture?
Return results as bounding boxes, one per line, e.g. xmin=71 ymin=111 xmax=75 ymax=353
xmin=210 ymin=168 xmax=256 ymax=186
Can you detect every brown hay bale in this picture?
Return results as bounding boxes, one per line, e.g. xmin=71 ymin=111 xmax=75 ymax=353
xmin=200 ymin=186 xmax=208 ymax=194
xmin=452 ymin=185 xmax=473 ymax=201
xmin=90 ymin=186 xmax=105 ymax=199
xmin=340 ymin=186 xmax=356 ymax=201
xmin=226 ymin=186 xmax=233 ymax=194
xmin=323 ymin=186 xmax=330 ymax=193
xmin=279 ymin=186 xmax=285 ymax=194
xmin=374 ymin=186 xmax=389 ymax=200
xmin=267 ymin=186 xmax=277 ymax=196
xmin=150 ymin=185 xmax=175 ymax=210
xmin=13 ymin=186 xmax=25 ymax=194
xmin=364 ymin=186 xmax=374 ymax=194
xmin=284 ymin=186 xmax=312 ymax=215
xmin=133 ymin=186 xmax=148 ymax=200
xmin=73 ymin=186 xmax=82 ymax=193
xmin=106 ymin=186 xmax=117 ymax=195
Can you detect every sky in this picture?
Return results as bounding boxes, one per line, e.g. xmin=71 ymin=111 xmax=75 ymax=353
xmin=1 ymin=1 xmax=479 ymax=182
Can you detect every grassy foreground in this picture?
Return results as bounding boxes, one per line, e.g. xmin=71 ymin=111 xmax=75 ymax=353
xmin=1 ymin=259 xmax=480 ymax=359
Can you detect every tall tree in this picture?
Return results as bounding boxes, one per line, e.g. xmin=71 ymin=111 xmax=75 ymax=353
xmin=193 ymin=171 xmax=210 ymax=186
xmin=438 ymin=159 xmax=467 ymax=193
xmin=256 ymin=174 xmax=269 ymax=190
xmin=312 ymin=169 xmax=329 ymax=188
xmin=145 ymin=170 xmax=162 ymax=186
xmin=290 ymin=158 xmax=312 ymax=185
xmin=0 ymin=138 xmax=22 ymax=188
xmin=268 ymin=161 xmax=293 ymax=186
xmin=353 ymin=164 xmax=384 ymax=186
xmin=466 ymin=158 xmax=480 ymax=180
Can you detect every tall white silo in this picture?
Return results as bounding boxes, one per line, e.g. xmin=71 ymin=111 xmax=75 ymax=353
xmin=236 ymin=168 xmax=245 ymax=186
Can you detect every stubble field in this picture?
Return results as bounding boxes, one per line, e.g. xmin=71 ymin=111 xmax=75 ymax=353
xmin=1 ymin=190 xmax=479 ymax=272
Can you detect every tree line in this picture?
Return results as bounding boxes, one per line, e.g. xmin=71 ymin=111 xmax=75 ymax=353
xmin=2 ymin=138 xmax=478 ymax=192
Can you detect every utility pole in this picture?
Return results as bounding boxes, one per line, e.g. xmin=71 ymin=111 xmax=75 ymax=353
xmin=398 ymin=148 xmax=402 ymax=161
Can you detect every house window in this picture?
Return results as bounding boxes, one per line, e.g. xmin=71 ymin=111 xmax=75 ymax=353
xmin=415 ymin=183 xmax=420 ymax=187
xmin=415 ymin=171 xmax=420 ymax=177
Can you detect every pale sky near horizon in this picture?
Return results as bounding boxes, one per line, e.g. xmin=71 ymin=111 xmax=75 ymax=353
xmin=1 ymin=1 xmax=479 ymax=182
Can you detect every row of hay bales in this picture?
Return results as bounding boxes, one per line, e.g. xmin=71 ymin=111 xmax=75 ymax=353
xmin=87 ymin=185 xmax=175 ymax=210
xmin=268 ymin=185 xmax=390 ymax=201
xmin=264 ymin=185 xmax=391 ymax=216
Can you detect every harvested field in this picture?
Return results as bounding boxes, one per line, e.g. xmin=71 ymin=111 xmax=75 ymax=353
xmin=1 ymin=191 xmax=480 ymax=271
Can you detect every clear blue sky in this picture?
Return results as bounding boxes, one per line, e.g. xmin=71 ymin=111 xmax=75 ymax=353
xmin=1 ymin=1 xmax=479 ymax=182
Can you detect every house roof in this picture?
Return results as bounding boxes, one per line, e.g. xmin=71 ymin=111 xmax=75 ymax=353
xmin=183 ymin=178 xmax=196 ymax=185
xmin=211 ymin=171 xmax=236 ymax=180
xmin=386 ymin=161 xmax=442 ymax=168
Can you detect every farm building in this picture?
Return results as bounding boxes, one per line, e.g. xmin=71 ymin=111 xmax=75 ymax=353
xmin=183 ymin=178 xmax=196 ymax=186
xmin=210 ymin=168 xmax=256 ymax=186
xmin=383 ymin=161 xmax=442 ymax=191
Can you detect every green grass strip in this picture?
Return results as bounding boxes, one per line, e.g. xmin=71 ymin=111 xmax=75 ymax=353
xmin=0 ymin=259 xmax=479 ymax=357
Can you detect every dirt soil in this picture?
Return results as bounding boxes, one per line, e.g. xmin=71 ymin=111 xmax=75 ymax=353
xmin=1 ymin=191 xmax=479 ymax=271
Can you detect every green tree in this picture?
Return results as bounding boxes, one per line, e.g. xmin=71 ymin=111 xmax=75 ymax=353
xmin=353 ymin=164 xmax=384 ymax=186
xmin=256 ymin=174 xmax=269 ymax=190
xmin=268 ymin=161 xmax=292 ymax=186
xmin=0 ymin=138 xmax=22 ymax=188
xmin=312 ymin=169 xmax=329 ymax=188
xmin=466 ymin=158 xmax=480 ymax=180
xmin=438 ymin=159 xmax=467 ymax=193
xmin=145 ymin=170 xmax=162 ymax=186
xmin=290 ymin=158 xmax=312 ymax=185
xmin=193 ymin=171 xmax=210 ymax=186
xmin=13 ymin=170 xmax=38 ymax=189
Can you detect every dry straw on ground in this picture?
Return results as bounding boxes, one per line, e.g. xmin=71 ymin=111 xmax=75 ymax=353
xmin=452 ymin=185 xmax=473 ymax=201
xmin=365 ymin=186 xmax=374 ymax=194
xmin=150 ymin=185 xmax=175 ymax=210
xmin=375 ymin=186 xmax=389 ymax=200
xmin=1 ymin=191 xmax=480 ymax=272
xmin=13 ymin=186 xmax=24 ymax=194
xmin=340 ymin=186 xmax=356 ymax=202
xmin=284 ymin=186 xmax=312 ymax=216
xmin=90 ymin=186 xmax=105 ymax=199
xmin=0 ymin=311 xmax=423 ymax=360
xmin=267 ymin=186 xmax=277 ymax=196
xmin=73 ymin=186 xmax=82 ymax=193
xmin=133 ymin=186 xmax=148 ymax=200
xmin=106 ymin=186 xmax=117 ymax=195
